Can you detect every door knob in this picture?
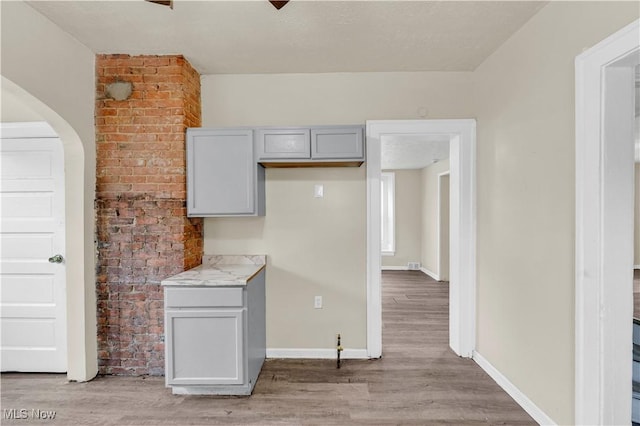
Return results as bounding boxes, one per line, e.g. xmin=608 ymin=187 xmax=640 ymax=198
xmin=48 ymin=254 xmax=64 ymax=264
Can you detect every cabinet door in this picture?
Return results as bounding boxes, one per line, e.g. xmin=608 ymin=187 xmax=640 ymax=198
xmin=311 ymin=127 xmax=364 ymax=159
xmin=165 ymin=309 xmax=244 ymax=386
xmin=256 ymin=128 xmax=310 ymax=160
xmin=187 ymin=129 xmax=255 ymax=216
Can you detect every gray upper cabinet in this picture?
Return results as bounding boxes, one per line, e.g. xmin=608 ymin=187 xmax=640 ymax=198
xmin=256 ymin=125 xmax=364 ymax=165
xmin=186 ymin=124 xmax=364 ymax=217
xmin=187 ymin=128 xmax=265 ymax=217
xmin=256 ymin=128 xmax=310 ymax=159
xmin=311 ymin=127 xmax=364 ymax=159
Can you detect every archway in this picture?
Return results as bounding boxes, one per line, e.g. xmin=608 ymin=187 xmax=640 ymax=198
xmin=1 ymin=76 xmax=97 ymax=381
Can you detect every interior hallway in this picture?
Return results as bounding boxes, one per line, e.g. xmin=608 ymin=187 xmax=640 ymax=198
xmin=0 ymin=271 xmax=534 ymax=425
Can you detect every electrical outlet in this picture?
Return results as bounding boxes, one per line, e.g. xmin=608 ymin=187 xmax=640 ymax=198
xmin=314 ymin=295 xmax=322 ymax=309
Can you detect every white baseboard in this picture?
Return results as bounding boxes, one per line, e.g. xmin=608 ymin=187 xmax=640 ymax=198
xmin=635 ymin=264 xmax=640 ymax=270
xmin=472 ymin=351 xmax=555 ymax=425
xmin=420 ymin=267 xmax=440 ymax=281
xmin=383 ymin=266 xmax=445 ymax=281
xmin=266 ymin=348 xmax=369 ymax=359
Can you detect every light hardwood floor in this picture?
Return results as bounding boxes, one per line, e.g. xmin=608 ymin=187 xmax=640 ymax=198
xmin=0 ymin=271 xmax=535 ymax=425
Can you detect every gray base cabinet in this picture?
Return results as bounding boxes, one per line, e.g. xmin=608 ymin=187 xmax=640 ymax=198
xmin=164 ymin=270 xmax=266 ymax=395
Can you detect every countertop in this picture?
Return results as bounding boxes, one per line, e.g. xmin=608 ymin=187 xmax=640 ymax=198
xmin=161 ymin=255 xmax=266 ymax=287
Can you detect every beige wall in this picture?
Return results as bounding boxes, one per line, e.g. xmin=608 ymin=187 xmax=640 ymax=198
xmin=1 ymin=2 xmax=97 ymax=381
xmin=202 ymin=72 xmax=474 ymax=126
xmin=201 ymin=72 xmax=474 ymax=349
xmin=1 ymin=89 xmax=44 ymax=122
xmin=381 ymin=169 xmax=423 ymax=269
xmin=206 ymin=168 xmax=366 ymax=348
xmin=421 ymin=160 xmax=450 ymax=276
xmin=473 ymin=2 xmax=639 ymax=424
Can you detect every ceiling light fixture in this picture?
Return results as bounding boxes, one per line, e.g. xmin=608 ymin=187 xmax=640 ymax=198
xmin=145 ymin=0 xmax=173 ymax=9
xmin=269 ymin=1 xmax=289 ymax=10
xmin=145 ymin=0 xmax=287 ymax=11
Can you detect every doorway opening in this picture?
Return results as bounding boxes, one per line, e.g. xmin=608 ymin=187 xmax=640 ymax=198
xmin=575 ymin=19 xmax=640 ymax=425
xmin=366 ymin=119 xmax=476 ymax=359
xmin=1 ymin=76 xmax=97 ymax=381
xmin=0 ymin=122 xmax=67 ymax=372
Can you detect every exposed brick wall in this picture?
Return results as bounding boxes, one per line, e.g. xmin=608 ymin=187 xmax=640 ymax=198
xmin=95 ymin=55 xmax=203 ymax=375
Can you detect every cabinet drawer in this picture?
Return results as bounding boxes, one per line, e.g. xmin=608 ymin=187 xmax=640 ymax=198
xmin=257 ymin=128 xmax=310 ymax=160
xmin=165 ymin=287 xmax=244 ymax=308
xmin=311 ymin=127 xmax=364 ymax=159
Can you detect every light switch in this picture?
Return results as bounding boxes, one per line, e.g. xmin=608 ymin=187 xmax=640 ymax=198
xmin=314 ymin=184 xmax=324 ymax=198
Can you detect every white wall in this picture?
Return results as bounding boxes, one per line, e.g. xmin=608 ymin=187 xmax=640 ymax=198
xmin=381 ymin=169 xmax=422 ymax=269
xmin=439 ymin=174 xmax=450 ymax=281
xmin=421 ymin=160 xmax=450 ymax=276
xmin=1 ymin=1 xmax=97 ymax=381
xmin=202 ymin=72 xmax=474 ymax=350
xmin=472 ymin=2 xmax=639 ymax=424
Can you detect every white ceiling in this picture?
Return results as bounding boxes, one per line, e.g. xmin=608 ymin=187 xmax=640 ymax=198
xmin=26 ymin=0 xmax=546 ymax=75
xmin=381 ymin=133 xmax=450 ymax=170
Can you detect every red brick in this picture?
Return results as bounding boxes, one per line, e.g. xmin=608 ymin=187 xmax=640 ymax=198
xmin=99 ymin=108 xmax=118 ymax=116
xmin=120 ymin=175 xmax=146 ymax=184
xmin=103 ymin=133 xmax=130 ymax=142
xmin=143 ymin=57 xmax=172 ymax=66
xmin=144 ymin=90 xmax=171 ymax=100
xmin=156 ymin=65 xmax=183 ymax=75
xmin=117 ymin=125 xmax=144 ymax=133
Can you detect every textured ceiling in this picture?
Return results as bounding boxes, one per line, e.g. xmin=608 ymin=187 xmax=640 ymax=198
xmin=26 ymin=0 xmax=546 ymax=74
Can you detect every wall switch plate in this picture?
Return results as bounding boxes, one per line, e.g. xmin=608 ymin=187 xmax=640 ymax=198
xmin=314 ymin=295 xmax=322 ymax=309
xmin=314 ymin=184 xmax=324 ymax=198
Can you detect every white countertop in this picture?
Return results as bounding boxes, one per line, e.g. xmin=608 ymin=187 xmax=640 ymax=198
xmin=161 ymin=255 xmax=266 ymax=287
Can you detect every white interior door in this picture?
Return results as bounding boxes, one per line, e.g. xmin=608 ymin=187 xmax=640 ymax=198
xmin=0 ymin=122 xmax=67 ymax=372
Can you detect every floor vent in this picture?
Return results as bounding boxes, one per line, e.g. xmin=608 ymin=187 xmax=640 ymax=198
xmin=408 ymin=262 xmax=421 ymax=270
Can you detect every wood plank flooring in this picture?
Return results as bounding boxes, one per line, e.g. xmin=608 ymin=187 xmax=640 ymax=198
xmin=0 ymin=271 xmax=535 ymax=425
